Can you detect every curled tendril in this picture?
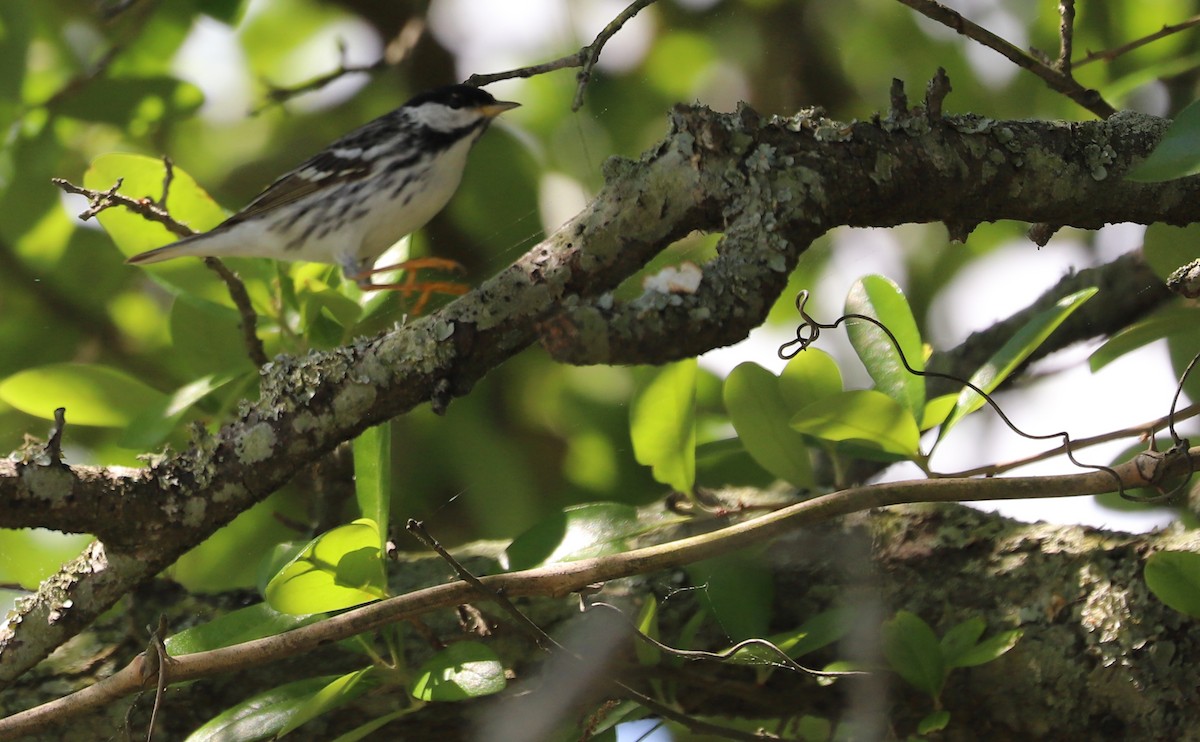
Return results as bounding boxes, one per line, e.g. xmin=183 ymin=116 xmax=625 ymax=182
xmin=777 ymin=290 xmax=1136 ymax=498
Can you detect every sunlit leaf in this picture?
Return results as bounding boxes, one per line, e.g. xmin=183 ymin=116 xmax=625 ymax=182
xmin=1090 ymin=305 xmax=1198 ymax=371
xmin=409 ymin=642 xmax=507 ymax=701
xmin=1145 ymin=550 xmax=1200 ymax=617
xmin=791 ymin=390 xmax=921 ymax=459
xmin=778 ymin=348 xmax=843 ymax=412
xmin=265 ymin=519 xmax=387 ymax=614
xmin=631 ymin=359 xmax=696 ymax=494
xmin=184 ymin=676 xmax=335 ymax=742
xmin=167 ymin=603 xmax=320 ymax=656
xmin=279 ymin=667 xmax=377 ymax=737
xmin=353 ymin=424 xmax=391 ymax=548
xmin=505 ymin=503 xmax=643 ymax=571
xmin=634 ymin=595 xmax=661 ymax=667
xmin=119 ymin=372 xmax=241 ymax=449
xmin=845 ymin=275 xmax=925 ymax=418
xmin=723 ymin=362 xmax=814 ymax=488
xmin=0 ymin=363 xmax=166 ymax=427
xmin=1126 ymin=99 xmax=1200 ymax=181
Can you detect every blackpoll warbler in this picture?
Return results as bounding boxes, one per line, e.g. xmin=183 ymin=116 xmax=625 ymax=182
xmin=126 ymin=84 xmax=519 ymax=292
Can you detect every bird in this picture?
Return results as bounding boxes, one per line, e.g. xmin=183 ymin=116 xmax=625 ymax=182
xmin=126 ymin=84 xmax=519 ymax=299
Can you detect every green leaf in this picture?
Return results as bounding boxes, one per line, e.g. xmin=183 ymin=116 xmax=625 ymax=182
xmin=952 ymin=629 xmax=1022 ymax=668
xmin=1145 ymin=550 xmax=1200 ymax=617
xmin=778 ymin=348 xmax=843 ymax=412
xmin=0 ymin=363 xmax=166 ymax=427
xmin=169 ymin=294 xmax=259 ymax=377
xmin=1126 ymin=99 xmax=1200 ymax=181
xmin=845 ymin=275 xmax=925 ymax=418
xmin=1090 ymin=305 xmax=1199 ymax=371
xmin=166 ymin=603 xmax=319 ymax=656
xmin=265 ymin=519 xmax=387 ymax=614
xmin=882 ymin=611 xmax=945 ymax=697
xmin=278 ymin=667 xmax=377 ymax=737
xmin=920 ymin=393 xmax=957 ymax=431
xmin=84 ymin=153 xmax=226 ymax=256
xmin=938 ymin=616 xmax=985 ymax=666
xmin=939 ymin=288 xmax=1097 ymax=438
xmin=791 ymin=390 xmax=922 ymax=460
xmin=119 ymin=373 xmax=240 ymax=449
xmin=918 ymin=710 xmax=952 ymax=734
xmin=53 ymin=77 xmax=202 ymax=126
xmin=688 ymin=553 xmax=773 ymax=642
xmin=353 ymin=424 xmax=392 ymax=549
xmin=505 ymin=502 xmax=643 ymax=571
xmin=630 ymin=359 xmax=696 ymax=494
xmin=1143 ymin=223 xmax=1200 ymax=283
xmin=409 ymin=641 xmax=507 ymax=701
xmin=184 ymin=676 xmax=335 ymax=742
xmin=723 ymin=363 xmax=814 ymax=488
xmin=782 ymin=607 xmax=853 ymax=658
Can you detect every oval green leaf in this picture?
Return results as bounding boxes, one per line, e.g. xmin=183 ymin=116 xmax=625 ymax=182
xmin=1126 ymin=99 xmax=1200 ymax=182
xmin=778 ymin=348 xmax=843 ymax=412
xmin=184 ymin=676 xmax=334 ymax=742
xmin=166 ymin=603 xmax=319 ymax=657
xmin=882 ymin=611 xmax=945 ymax=697
xmin=845 ymin=275 xmax=925 ymax=418
xmin=952 ymin=628 xmax=1023 ymax=668
xmin=0 ymin=363 xmax=167 ymax=427
xmin=791 ymin=390 xmax=921 ymax=459
xmin=353 ymin=424 xmax=391 ymax=548
xmin=278 ymin=667 xmax=377 ymax=737
xmin=1145 ymin=550 xmax=1200 ymax=617
xmin=630 ymin=359 xmax=696 ymax=494
xmin=505 ymin=502 xmax=642 ymax=571
xmin=410 ymin=641 xmax=507 ymax=701
xmin=723 ymin=362 xmax=814 ymax=488
xmin=265 ymin=519 xmax=387 ymax=614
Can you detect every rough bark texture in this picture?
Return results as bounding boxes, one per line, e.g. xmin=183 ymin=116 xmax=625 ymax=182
xmin=4 ymin=503 xmax=1199 ymax=739
xmin=3 ymin=100 xmax=1198 ymax=735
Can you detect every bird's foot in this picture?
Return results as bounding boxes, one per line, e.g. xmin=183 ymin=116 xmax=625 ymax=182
xmin=352 ymin=258 xmax=469 ymax=315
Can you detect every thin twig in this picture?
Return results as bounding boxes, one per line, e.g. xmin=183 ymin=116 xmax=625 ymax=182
xmin=1075 ymin=14 xmax=1200 ymax=68
xmin=6 ymin=452 xmax=1192 ymax=738
xmin=52 ymin=177 xmax=191 ymax=238
xmin=894 ymin=0 xmax=1115 ymax=118
xmin=1057 ymin=0 xmax=1075 ymax=74
xmin=940 ymin=402 xmax=1200 ymax=479
xmin=466 ymin=0 xmax=659 ymax=111
xmin=51 ymin=177 xmax=269 ymax=366
xmin=256 ymin=44 xmax=387 ymax=113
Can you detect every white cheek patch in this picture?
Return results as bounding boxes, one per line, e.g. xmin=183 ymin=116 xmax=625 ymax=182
xmin=408 ymin=105 xmax=480 ymax=131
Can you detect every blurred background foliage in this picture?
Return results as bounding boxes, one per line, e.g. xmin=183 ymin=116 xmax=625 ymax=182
xmin=1 ymin=0 xmax=1196 ymax=602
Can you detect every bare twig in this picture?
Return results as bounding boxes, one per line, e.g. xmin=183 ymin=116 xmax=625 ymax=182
xmin=466 ymin=0 xmax=659 ymax=111
xmin=51 ymin=177 xmax=268 ymax=366
xmin=256 ymin=44 xmax=385 ymax=113
xmin=1075 ymin=14 xmax=1200 ymax=68
xmin=894 ymin=0 xmax=1115 ymax=117
xmin=5 ymin=450 xmax=1194 ymax=738
xmin=940 ymin=402 xmax=1200 ymax=479
xmin=1057 ymin=0 xmax=1075 ymax=74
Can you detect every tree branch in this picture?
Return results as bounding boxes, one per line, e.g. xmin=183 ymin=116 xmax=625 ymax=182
xmin=3 ymin=443 xmax=1194 ymax=737
xmin=2 ymin=103 xmax=1194 ymax=683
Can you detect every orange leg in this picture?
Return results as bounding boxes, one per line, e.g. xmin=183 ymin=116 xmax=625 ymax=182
xmin=351 ymin=258 xmax=469 ymax=316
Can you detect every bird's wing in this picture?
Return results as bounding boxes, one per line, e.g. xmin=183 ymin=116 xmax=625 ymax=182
xmin=221 ymin=149 xmax=373 ymax=227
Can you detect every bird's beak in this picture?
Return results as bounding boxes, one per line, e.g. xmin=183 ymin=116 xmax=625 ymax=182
xmin=479 ymin=100 xmax=520 ymax=119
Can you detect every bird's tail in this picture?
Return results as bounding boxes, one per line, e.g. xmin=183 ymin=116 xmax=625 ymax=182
xmin=126 ymin=233 xmax=214 ymax=265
